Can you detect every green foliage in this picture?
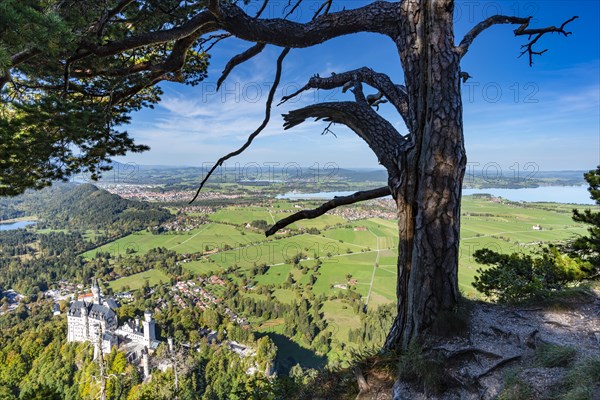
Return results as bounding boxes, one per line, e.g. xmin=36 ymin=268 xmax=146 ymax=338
xmin=255 ymin=336 xmax=277 ymax=372
xmin=250 ymin=220 xmax=269 ymax=230
xmin=348 ymin=303 xmax=395 ymax=346
xmin=533 ymin=343 xmax=577 ymax=368
xmin=1 ymin=0 xmax=211 ymax=195
xmin=473 ymin=246 xmax=590 ymax=303
xmin=1 ymin=94 xmax=149 ymax=195
xmin=0 ymin=184 xmax=173 ymax=294
xmin=569 ymin=166 xmax=600 ymax=271
xmin=497 ymin=368 xmax=535 ymax=400
xmin=556 ymin=356 xmax=600 ymax=400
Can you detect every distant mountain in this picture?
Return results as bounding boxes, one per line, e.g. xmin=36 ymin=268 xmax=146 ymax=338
xmin=93 ymin=162 xmax=587 ymax=189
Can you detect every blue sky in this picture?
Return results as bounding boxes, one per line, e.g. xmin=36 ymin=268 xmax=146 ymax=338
xmin=117 ymin=0 xmax=600 ymax=172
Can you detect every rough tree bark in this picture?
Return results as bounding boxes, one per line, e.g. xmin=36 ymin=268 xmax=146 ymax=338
xmin=382 ymin=0 xmax=466 ymax=349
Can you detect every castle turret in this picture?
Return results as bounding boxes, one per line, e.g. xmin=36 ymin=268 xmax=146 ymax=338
xmin=142 ymin=310 xmax=156 ymax=346
xmin=142 ymin=349 xmax=150 ymax=379
xmin=91 ymin=278 xmax=101 ymax=304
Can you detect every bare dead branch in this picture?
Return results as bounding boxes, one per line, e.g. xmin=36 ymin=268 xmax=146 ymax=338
xmin=313 ymin=0 xmax=334 ymax=18
xmin=218 ymin=2 xmax=398 ymax=47
xmin=265 ymin=186 xmax=391 ymax=236
xmin=283 ymin=0 xmax=304 ymax=19
xmin=88 ymin=13 xmax=218 ymax=57
xmin=189 ymin=47 xmax=290 ymax=203
xmin=457 ymin=15 xmax=578 ymax=65
xmin=283 ymin=101 xmax=406 ymax=171
xmin=515 ymin=16 xmax=578 ymax=66
xmin=321 ymin=121 xmax=336 ymax=137
xmin=459 ymin=71 xmax=472 ymax=83
xmin=278 ymin=67 xmax=409 ymax=126
xmin=350 ymin=80 xmax=368 ymax=105
xmin=216 ymin=43 xmax=266 ymax=90
xmin=254 ymin=0 xmax=269 ymax=19
xmin=201 ymin=33 xmax=232 ymax=52
xmin=1 ymin=48 xmax=41 ymax=90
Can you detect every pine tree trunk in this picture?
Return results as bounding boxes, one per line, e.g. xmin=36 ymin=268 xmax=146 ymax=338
xmin=384 ymin=0 xmax=466 ymax=350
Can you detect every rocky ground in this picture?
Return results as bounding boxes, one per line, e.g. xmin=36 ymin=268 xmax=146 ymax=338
xmin=354 ymin=287 xmax=600 ymax=400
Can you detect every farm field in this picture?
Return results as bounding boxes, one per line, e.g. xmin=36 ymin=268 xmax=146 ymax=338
xmin=103 ymin=196 xmax=587 ymax=298
xmin=108 ymin=269 xmax=170 ymax=291
xmin=83 ymin=222 xmax=265 ymax=258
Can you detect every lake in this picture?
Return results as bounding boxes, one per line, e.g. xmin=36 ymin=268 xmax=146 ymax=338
xmin=0 ymin=220 xmax=37 ymax=231
xmin=462 ymin=186 xmax=594 ymax=205
xmin=277 ymin=185 xmax=596 ymax=205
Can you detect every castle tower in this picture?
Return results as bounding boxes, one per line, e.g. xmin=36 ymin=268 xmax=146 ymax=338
xmin=142 ymin=349 xmax=150 ymax=379
xmin=142 ymin=310 xmax=156 ymax=346
xmin=91 ymin=278 xmax=101 ymax=304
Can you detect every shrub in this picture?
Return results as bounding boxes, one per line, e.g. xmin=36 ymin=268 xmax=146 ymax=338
xmin=473 ymin=246 xmax=590 ymax=303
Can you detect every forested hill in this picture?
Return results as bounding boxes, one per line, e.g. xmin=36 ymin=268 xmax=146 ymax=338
xmin=37 ymin=184 xmax=172 ymax=230
xmin=1 ymin=183 xmax=172 ymax=231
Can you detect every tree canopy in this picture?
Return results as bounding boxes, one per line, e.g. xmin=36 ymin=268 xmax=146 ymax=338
xmin=0 ymin=0 xmax=211 ymax=195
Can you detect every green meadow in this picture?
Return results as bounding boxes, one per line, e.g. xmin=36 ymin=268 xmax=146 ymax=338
xmin=101 ymin=197 xmax=586 ymax=298
xmin=83 ymin=222 xmax=265 ymax=258
xmin=108 ymin=269 xmax=170 ymax=292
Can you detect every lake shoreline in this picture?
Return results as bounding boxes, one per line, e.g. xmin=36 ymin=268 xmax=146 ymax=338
xmin=277 ymin=185 xmax=595 ymax=205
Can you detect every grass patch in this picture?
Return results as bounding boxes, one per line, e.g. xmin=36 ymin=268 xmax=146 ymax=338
xmin=321 ymin=300 xmax=361 ymax=343
xmin=533 ymin=343 xmax=577 ymax=368
xmin=554 ymin=356 xmax=600 ymax=400
xmin=537 ymin=284 xmax=598 ymax=311
xmin=108 ymin=269 xmax=170 ymax=292
xmin=498 ymin=368 xmax=536 ymax=400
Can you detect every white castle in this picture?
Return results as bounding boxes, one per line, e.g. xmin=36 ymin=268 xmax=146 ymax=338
xmin=67 ymin=279 xmax=159 ymax=358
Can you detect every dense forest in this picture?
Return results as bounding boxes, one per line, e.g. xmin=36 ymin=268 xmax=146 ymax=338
xmin=0 ymin=184 xmax=173 ymax=295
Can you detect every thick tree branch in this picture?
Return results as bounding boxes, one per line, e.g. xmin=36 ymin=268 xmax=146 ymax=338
xmin=87 ymin=1 xmax=398 ymax=59
xmin=189 ymin=47 xmax=290 ymax=203
xmin=265 ymin=186 xmax=391 ymax=236
xmin=1 ymin=49 xmax=41 ymax=90
xmin=218 ymin=2 xmax=399 ymax=46
xmin=279 ymin=67 xmax=409 ymax=127
xmin=283 ymin=101 xmax=406 ymax=172
xmin=457 ymin=15 xmax=578 ymax=65
xmin=216 ymin=42 xmax=266 ymax=90
xmin=87 ymin=13 xmax=217 ymax=57
xmin=110 ymin=32 xmax=201 ymax=105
